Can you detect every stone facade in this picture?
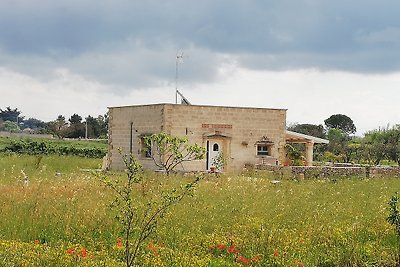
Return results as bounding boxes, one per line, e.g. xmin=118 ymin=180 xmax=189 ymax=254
xmin=108 ymin=103 xmax=287 ymax=171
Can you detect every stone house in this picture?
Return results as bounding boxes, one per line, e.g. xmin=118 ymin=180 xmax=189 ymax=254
xmin=107 ymin=103 xmax=328 ymax=171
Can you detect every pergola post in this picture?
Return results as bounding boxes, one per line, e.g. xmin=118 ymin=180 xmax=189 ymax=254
xmin=305 ymin=141 xmax=314 ymax=166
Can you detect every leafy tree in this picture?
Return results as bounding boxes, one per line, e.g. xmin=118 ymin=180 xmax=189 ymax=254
xmin=85 ymin=114 xmax=108 ymax=138
xmin=69 ymin=114 xmax=82 ymax=124
xmin=3 ymin=121 xmax=20 ymax=132
xmin=23 ymin=118 xmax=46 ymax=130
xmin=385 ymin=126 xmax=400 ymax=165
xmin=0 ymin=106 xmax=24 ymax=123
xmin=326 ymin=128 xmax=349 ymax=162
xmin=144 ymin=132 xmax=206 ymax=175
xmin=361 ymin=126 xmax=400 ymax=166
xmin=46 ymin=115 xmax=68 ymax=138
xmin=287 ymin=123 xmax=326 ymax=139
xmin=66 ymin=114 xmax=85 ymax=138
xmin=324 ymin=114 xmax=356 ymax=135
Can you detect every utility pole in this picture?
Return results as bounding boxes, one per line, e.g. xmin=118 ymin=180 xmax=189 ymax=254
xmin=85 ymin=119 xmax=88 ymax=139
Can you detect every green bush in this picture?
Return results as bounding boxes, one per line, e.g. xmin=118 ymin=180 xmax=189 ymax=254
xmin=0 ymin=138 xmax=107 ymax=158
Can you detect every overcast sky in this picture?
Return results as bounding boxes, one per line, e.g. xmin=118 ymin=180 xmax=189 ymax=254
xmin=1 ymin=0 xmax=400 ymax=135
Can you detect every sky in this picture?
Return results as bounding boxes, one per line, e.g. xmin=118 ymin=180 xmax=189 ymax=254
xmin=1 ymin=0 xmax=400 ymax=135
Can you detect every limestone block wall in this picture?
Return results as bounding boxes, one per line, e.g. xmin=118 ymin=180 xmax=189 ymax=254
xmin=108 ymin=104 xmax=287 ymax=171
xmin=108 ymin=104 xmax=165 ymax=170
xmin=163 ymin=104 xmax=287 ymax=171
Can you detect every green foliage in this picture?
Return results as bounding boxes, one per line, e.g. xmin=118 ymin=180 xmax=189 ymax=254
xmin=285 ymin=144 xmax=304 ymax=165
xmin=388 ymin=192 xmax=400 ymax=236
xmin=287 ymin=123 xmax=327 ymax=139
xmin=0 ymin=138 xmax=107 ymax=158
xmin=98 ymin=150 xmax=203 ymax=266
xmin=324 ymin=114 xmax=356 ymax=135
xmin=0 ymin=106 xmax=23 ymax=123
xmin=1 ymin=155 xmax=400 ymax=266
xmin=387 ymin=192 xmax=400 ymax=265
xmin=3 ymin=121 xmax=20 ymax=132
xmin=211 ymin=152 xmax=226 ymax=170
xmin=144 ymin=132 xmax=206 ymax=175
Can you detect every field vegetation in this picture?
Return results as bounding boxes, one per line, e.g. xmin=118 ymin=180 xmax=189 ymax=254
xmin=0 ymin=137 xmax=107 ymax=158
xmin=1 ymin=151 xmax=400 ymax=266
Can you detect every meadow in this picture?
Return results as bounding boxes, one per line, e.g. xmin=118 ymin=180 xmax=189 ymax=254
xmin=0 ymin=153 xmax=400 ymax=266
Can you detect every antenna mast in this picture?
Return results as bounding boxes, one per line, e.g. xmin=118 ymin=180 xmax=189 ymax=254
xmin=175 ymin=50 xmax=184 ymax=104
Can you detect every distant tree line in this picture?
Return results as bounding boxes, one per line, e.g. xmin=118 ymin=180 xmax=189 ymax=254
xmin=288 ymin=114 xmax=400 ymax=166
xmin=0 ymin=106 xmax=108 ymax=139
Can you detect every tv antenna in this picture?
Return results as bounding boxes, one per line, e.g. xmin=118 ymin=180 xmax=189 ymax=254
xmin=175 ymin=50 xmax=184 ymax=104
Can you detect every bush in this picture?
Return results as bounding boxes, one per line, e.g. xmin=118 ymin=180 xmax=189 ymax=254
xmin=0 ymin=138 xmax=106 ymax=158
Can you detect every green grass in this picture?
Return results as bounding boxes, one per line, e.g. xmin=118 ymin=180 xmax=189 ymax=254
xmin=0 ymin=154 xmax=400 ymax=266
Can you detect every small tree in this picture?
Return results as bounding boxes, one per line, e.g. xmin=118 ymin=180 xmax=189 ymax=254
xmin=387 ymin=192 xmax=400 ymax=265
xmin=4 ymin=121 xmax=20 ymax=132
xmin=98 ymin=150 xmax=203 ymax=266
xmin=144 ymin=132 xmax=206 ymax=175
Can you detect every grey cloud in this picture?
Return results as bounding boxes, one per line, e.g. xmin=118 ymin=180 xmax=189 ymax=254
xmin=1 ymin=0 xmax=400 ymax=90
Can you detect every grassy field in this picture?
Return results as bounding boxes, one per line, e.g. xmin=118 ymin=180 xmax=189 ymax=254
xmin=0 ymin=154 xmax=400 ymax=266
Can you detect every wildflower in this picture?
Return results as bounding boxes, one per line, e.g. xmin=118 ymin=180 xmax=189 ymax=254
xmin=228 ymin=245 xmax=236 ymax=253
xmin=81 ymin=248 xmax=88 ymax=258
xmin=66 ymin=248 xmax=74 ymax=255
xmin=273 ymin=250 xmax=279 ymax=257
xmin=34 ymin=239 xmax=40 ymax=244
xmin=116 ymin=238 xmax=123 ymax=247
xmin=238 ymin=255 xmax=249 ymax=265
xmin=148 ymin=241 xmax=158 ymax=256
xmin=210 ymin=245 xmax=215 ymax=249
xmin=252 ymin=256 xmax=260 ymax=262
xmin=295 ymin=259 xmax=304 ymax=266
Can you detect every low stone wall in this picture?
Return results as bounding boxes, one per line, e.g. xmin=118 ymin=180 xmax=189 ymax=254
xmin=0 ymin=131 xmax=53 ymax=139
xmin=370 ymin=166 xmax=400 ymax=178
xmin=255 ymin=164 xmax=400 ymax=179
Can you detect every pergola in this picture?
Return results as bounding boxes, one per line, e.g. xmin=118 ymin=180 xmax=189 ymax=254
xmin=286 ymin=130 xmax=329 ymax=166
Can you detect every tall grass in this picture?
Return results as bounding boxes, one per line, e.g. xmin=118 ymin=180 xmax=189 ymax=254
xmin=0 ymin=155 xmax=399 ymax=266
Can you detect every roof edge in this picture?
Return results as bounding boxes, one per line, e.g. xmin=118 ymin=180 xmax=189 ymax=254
xmin=286 ymin=130 xmax=329 ymax=144
xmin=108 ymin=103 xmax=287 ymax=111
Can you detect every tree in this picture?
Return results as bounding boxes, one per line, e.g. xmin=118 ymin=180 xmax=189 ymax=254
xmin=97 ymin=151 xmax=203 ymax=267
xmin=324 ymin=114 xmax=356 ymax=135
xmin=326 ymin=128 xmax=349 ymax=162
xmin=0 ymin=107 xmax=23 ymax=123
xmin=287 ymin=123 xmax=326 ymax=139
xmin=84 ymin=114 xmax=108 ymax=138
xmin=66 ymin=114 xmax=85 ymax=138
xmin=47 ymin=115 xmax=68 ymax=138
xmin=144 ymin=132 xmax=206 ymax=175
xmin=23 ymin=118 xmax=46 ymax=131
xmin=3 ymin=121 xmax=20 ymax=132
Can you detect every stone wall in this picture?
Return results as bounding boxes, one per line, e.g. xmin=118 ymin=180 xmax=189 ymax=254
xmin=0 ymin=131 xmax=53 ymax=139
xmin=108 ymin=104 xmax=287 ymax=171
xmin=163 ymin=104 xmax=286 ymax=171
xmin=108 ymin=104 xmax=165 ymax=170
xmin=255 ymin=164 xmax=400 ymax=179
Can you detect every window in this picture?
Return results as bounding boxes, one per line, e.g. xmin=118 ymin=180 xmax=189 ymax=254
xmin=213 ymin=143 xmax=219 ymax=151
xmin=257 ymin=144 xmax=271 ymax=156
xmin=141 ymin=137 xmax=152 ymax=158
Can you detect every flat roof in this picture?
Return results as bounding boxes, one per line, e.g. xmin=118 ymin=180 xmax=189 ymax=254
xmin=108 ymin=103 xmax=287 ymax=111
xmin=286 ymin=130 xmax=329 ymax=144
